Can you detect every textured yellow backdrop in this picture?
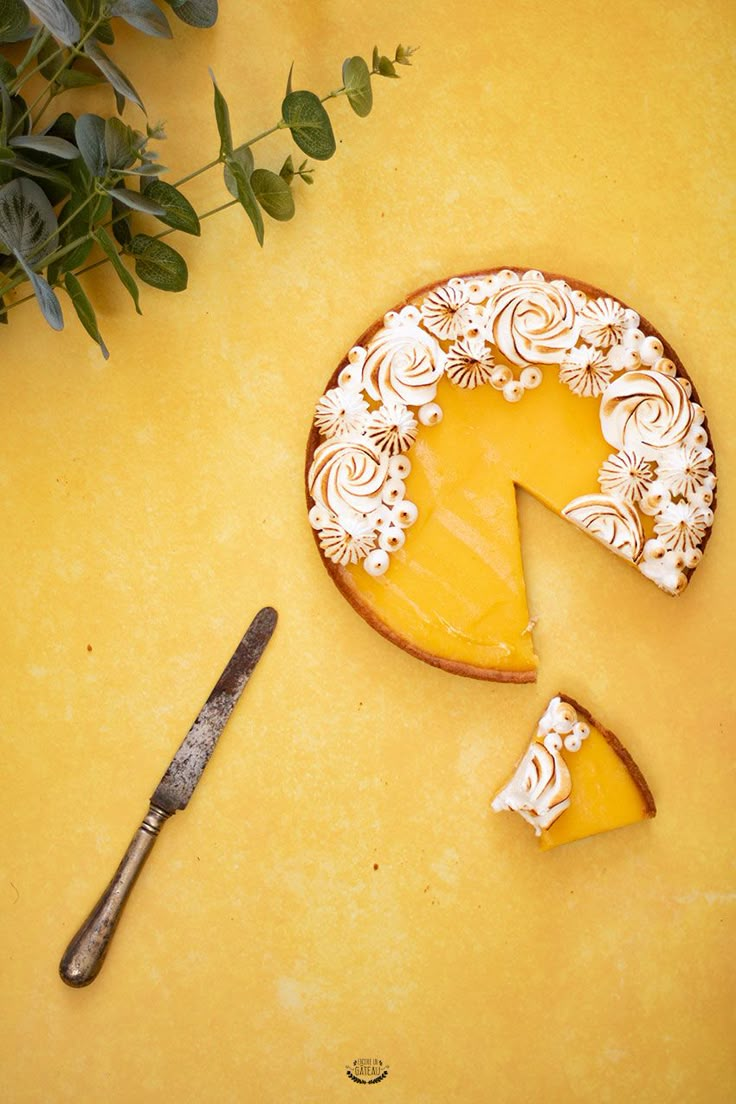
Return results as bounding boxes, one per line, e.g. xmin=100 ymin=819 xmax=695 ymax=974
xmin=1 ymin=2 xmax=734 ymax=1102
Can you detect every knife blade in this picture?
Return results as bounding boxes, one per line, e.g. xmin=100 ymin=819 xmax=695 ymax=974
xmin=59 ymin=607 xmax=277 ymax=988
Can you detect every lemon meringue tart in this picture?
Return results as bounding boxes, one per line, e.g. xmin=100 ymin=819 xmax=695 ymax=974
xmin=491 ymin=695 xmax=656 ymax=849
xmin=305 ymin=269 xmax=716 ymax=681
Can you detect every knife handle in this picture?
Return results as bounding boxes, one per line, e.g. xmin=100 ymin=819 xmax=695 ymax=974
xmin=59 ymin=803 xmax=171 ymax=988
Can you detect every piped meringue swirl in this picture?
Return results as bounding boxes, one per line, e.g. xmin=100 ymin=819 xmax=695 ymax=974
xmin=491 ymin=735 xmax=572 ymax=834
xmin=486 ymin=279 xmax=579 ymax=366
xmin=600 ymin=370 xmax=693 ymax=453
xmin=562 ymin=493 xmax=645 ymax=562
xmin=308 ymin=437 xmax=389 ymax=525
xmin=363 ymin=310 xmax=444 ymax=407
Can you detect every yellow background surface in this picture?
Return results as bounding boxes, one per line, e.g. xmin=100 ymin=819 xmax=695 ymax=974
xmin=1 ymin=2 xmax=735 ymax=1101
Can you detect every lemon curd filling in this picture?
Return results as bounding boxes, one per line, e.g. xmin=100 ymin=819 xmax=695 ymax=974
xmin=306 ymin=269 xmax=716 ymax=679
xmin=492 ymin=695 xmax=656 ymax=848
xmin=341 ymin=372 xmax=610 ymax=676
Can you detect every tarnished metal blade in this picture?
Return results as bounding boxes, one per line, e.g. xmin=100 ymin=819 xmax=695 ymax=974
xmin=151 ymin=607 xmax=277 ymax=814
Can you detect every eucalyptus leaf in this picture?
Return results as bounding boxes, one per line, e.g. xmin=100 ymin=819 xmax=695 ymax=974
xmin=224 ymin=154 xmax=263 ymax=246
xmin=142 ymin=178 xmax=199 ymax=235
xmin=75 ymin=112 xmax=106 ymax=176
xmin=281 ymin=90 xmax=336 ymax=161
xmin=37 ymin=35 xmax=65 ymax=79
xmin=342 ymin=56 xmax=372 ymax=118
xmin=279 ymin=153 xmax=293 ymax=184
xmin=166 ymin=0 xmax=217 ymax=29
xmin=250 ymin=168 xmax=294 ymax=222
xmin=222 ymin=142 xmax=253 ymax=198
xmin=95 ymin=224 xmax=141 ymax=312
xmin=377 ymin=55 xmax=398 ymax=78
xmin=209 ymin=69 xmax=231 ymax=157
xmin=0 ymin=176 xmax=59 ymax=262
xmin=84 ymin=39 xmax=144 ymax=111
xmin=0 ymin=0 xmax=30 ymax=44
xmin=104 ymin=116 xmax=135 ymax=170
xmin=106 ymin=186 xmax=165 ymax=215
xmin=58 ymin=66 xmax=103 ymax=88
xmin=0 ymin=78 xmax=11 ymax=145
xmin=128 ymin=232 xmax=187 ymax=291
xmin=0 ymin=57 xmax=17 ymax=85
xmin=16 ymin=254 xmax=64 ymax=329
xmin=9 ymin=153 xmax=72 ymax=187
xmin=94 ymin=19 xmax=114 ymax=44
xmin=24 ymin=0 xmax=80 ymax=47
xmin=125 ymin=161 xmax=167 ymax=176
xmin=110 ymin=0 xmax=171 ymax=38
xmin=46 ymin=196 xmax=93 ymax=282
xmin=111 ymin=208 xmax=132 ymax=246
xmin=9 ymin=134 xmax=80 ymax=159
xmin=64 ymin=271 xmax=109 ymax=357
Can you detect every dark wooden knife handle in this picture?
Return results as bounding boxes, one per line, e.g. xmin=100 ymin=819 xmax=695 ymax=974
xmin=59 ymin=804 xmax=171 ymax=988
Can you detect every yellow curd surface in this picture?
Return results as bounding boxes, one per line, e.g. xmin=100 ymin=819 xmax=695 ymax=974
xmin=1 ymin=3 xmax=735 ymax=1102
xmin=539 ymin=716 xmax=654 ymax=851
xmin=342 ymin=369 xmax=612 ymax=676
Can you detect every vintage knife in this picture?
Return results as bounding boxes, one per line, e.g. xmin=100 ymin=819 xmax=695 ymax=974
xmin=59 ymin=606 xmax=277 ymax=988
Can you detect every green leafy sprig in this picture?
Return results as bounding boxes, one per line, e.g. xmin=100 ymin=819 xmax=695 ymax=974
xmin=0 ymin=0 xmax=416 ymax=355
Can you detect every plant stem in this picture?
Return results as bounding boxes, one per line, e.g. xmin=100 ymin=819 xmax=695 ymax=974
xmin=0 ymin=74 xmax=364 ymax=308
xmin=10 ymin=18 xmax=104 ymax=137
xmin=173 ymin=156 xmax=221 ymax=188
xmin=10 ymin=27 xmax=51 ymax=86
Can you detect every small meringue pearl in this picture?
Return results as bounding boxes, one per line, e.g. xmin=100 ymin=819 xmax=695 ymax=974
xmin=419 ymin=402 xmax=443 ymax=426
xmin=393 ymin=500 xmax=419 ymax=528
xmin=564 ymin=735 xmax=582 ymax=752
xmin=684 ymin=547 xmax=702 ymax=569
xmin=379 ymin=525 xmax=406 ymax=552
xmin=610 ymin=346 xmax=641 ymax=372
xmin=389 ymin=454 xmax=412 ymax=479
xmin=640 ymin=335 xmax=664 ymax=365
xmin=382 ymin=477 xmax=406 ymax=505
xmin=544 ymin=732 xmax=563 ymax=752
xmin=308 ymin=504 xmax=331 ymax=530
xmin=687 ymin=426 xmax=708 ymax=448
xmin=370 ymin=505 xmax=393 ymax=531
xmin=622 ymin=327 xmax=644 ymax=349
xmin=348 ymin=345 xmax=367 ymax=365
xmin=502 ymin=380 xmax=524 ymax=403
xmin=556 ymin=702 xmax=577 ymax=727
xmin=643 ymin=539 xmax=667 ymax=561
xmin=677 ymin=376 xmax=693 ymax=397
xmin=571 ymin=289 xmax=588 ymax=309
xmin=363 ymin=549 xmax=390 ymax=577
xmin=520 ymin=366 xmax=542 ymax=390
xmin=572 ymin=721 xmax=590 ymax=740
xmin=496 ymin=269 xmax=517 ymax=285
xmin=338 ymin=364 xmax=362 ymax=389
xmin=490 ymin=366 xmax=513 ymax=390
xmin=522 ymin=269 xmax=545 ymax=282
xmin=653 ymin=357 xmax=677 ymax=377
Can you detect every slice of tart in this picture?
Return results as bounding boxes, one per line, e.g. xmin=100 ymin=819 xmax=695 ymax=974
xmin=491 ymin=694 xmax=656 ymax=849
xmin=305 ymin=269 xmax=716 ymax=681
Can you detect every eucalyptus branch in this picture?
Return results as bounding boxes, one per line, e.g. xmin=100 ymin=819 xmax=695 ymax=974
xmin=0 ymin=0 xmax=417 ymax=354
xmin=11 ymin=17 xmax=105 ymax=136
